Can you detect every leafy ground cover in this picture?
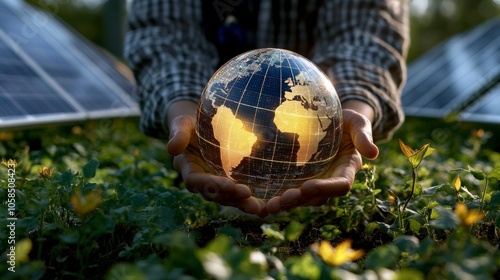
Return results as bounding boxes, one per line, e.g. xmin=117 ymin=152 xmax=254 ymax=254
xmin=0 ymin=117 xmax=499 ymax=279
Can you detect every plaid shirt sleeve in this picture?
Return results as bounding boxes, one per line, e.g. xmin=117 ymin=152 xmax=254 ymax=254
xmin=311 ymin=0 xmax=409 ymax=141
xmin=124 ymin=0 xmax=218 ymax=138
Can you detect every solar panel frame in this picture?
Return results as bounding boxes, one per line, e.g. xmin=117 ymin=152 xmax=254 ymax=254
xmin=0 ymin=0 xmax=139 ymax=129
xmin=402 ymin=17 xmax=500 ymax=123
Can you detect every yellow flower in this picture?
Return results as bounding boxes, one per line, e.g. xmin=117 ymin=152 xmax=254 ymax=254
xmin=472 ymin=129 xmax=484 ymax=138
xmin=70 ymin=190 xmax=103 ymax=217
xmin=0 ymin=132 xmax=14 ymax=141
xmin=71 ymin=126 xmax=83 ymax=135
xmin=361 ymin=163 xmax=371 ymax=171
xmin=388 ymin=190 xmax=398 ymax=206
xmin=313 ymin=240 xmax=364 ymax=266
xmin=38 ymin=165 xmax=53 ymax=179
xmin=455 ymin=202 xmax=484 ymax=227
xmin=453 ymin=175 xmax=461 ymax=192
xmin=15 ymin=238 xmax=32 ymax=263
xmin=1 ymin=158 xmax=20 ymax=169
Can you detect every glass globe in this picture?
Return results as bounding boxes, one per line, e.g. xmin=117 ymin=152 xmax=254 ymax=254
xmin=196 ymin=48 xmax=343 ymax=200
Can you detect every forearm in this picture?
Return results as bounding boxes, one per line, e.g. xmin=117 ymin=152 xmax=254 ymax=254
xmin=167 ymin=100 xmax=198 ymax=129
xmin=124 ymin=0 xmax=218 ymax=138
xmin=342 ymin=100 xmax=375 ymax=124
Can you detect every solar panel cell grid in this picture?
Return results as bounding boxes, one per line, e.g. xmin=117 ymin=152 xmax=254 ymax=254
xmin=0 ymin=1 xmax=139 ymax=129
xmin=402 ymin=17 xmax=500 ymax=123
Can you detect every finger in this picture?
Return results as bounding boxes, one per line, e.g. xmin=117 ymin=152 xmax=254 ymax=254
xmin=266 ymin=196 xmax=282 ymax=214
xmin=256 ymin=199 xmax=269 ymax=217
xmin=185 ymin=173 xmax=252 ymax=199
xmin=265 ymin=188 xmax=304 ymax=214
xmin=303 ymin=197 xmax=329 ymax=207
xmin=167 ymin=115 xmax=196 ymax=156
xmin=300 ymin=177 xmax=352 ymax=198
xmin=279 ymin=188 xmax=303 ymax=210
xmin=173 ymin=151 xmax=251 ymax=197
xmin=343 ymin=110 xmax=379 ymax=160
xmin=214 ymin=195 xmax=265 ymax=216
xmin=239 ymin=197 xmax=265 ymax=215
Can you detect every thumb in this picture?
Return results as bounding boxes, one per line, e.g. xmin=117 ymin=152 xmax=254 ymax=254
xmin=344 ymin=110 xmax=379 ymax=160
xmin=167 ymin=115 xmax=196 ymax=156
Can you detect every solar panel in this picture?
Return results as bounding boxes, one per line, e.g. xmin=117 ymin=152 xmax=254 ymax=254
xmin=0 ymin=0 xmax=139 ymax=129
xmin=402 ymin=17 xmax=500 ymax=123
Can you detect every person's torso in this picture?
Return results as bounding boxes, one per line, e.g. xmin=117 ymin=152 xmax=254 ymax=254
xmin=203 ymin=0 xmax=324 ymax=65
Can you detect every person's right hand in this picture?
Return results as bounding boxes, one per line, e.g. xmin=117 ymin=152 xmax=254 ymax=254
xmin=166 ymin=101 xmax=267 ymax=216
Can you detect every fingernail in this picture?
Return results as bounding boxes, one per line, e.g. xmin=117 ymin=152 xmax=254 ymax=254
xmin=168 ymin=131 xmax=177 ymax=141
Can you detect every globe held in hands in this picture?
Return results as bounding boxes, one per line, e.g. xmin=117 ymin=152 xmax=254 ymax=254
xmin=196 ymin=48 xmax=343 ymax=200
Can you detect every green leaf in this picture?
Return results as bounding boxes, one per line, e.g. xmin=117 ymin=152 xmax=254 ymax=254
xmin=261 ymin=224 xmax=285 ymax=241
xmin=59 ymin=233 xmax=79 ymax=244
xmin=87 ymin=213 xmax=116 ymax=238
xmin=364 ymin=222 xmax=379 ymax=236
xmin=82 ymin=183 xmax=97 ymax=195
xmin=217 ymin=226 xmax=247 ymax=245
xmin=320 ymin=224 xmax=342 ymax=239
xmin=408 ymin=218 xmax=422 ymax=233
xmin=423 ymin=146 xmax=436 ymax=158
xmin=392 ymin=235 xmax=419 ymax=253
xmin=393 ymin=268 xmax=425 ymax=280
xmin=364 ymin=244 xmax=400 ymax=269
xmin=430 ymin=208 xmax=440 ymax=219
xmin=57 ymin=169 xmax=76 ymax=187
xmin=130 ymin=193 xmax=148 ymax=209
xmin=408 ymin=144 xmax=429 ymax=169
xmin=204 ymin=235 xmax=233 ymax=255
xmin=422 ymin=184 xmax=444 ymax=195
xmin=284 ymin=221 xmax=305 ymax=242
xmin=467 ymin=166 xmax=486 ymax=180
xmin=375 ymin=221 xmax=394 ymax=234
xmin=83 ymin=159 xmax=99 ymax=179
xmin=376 ymin=198 xmax=392 ymax=213
xmin=488 ymin=192 xmax=500 ymax=210
xmin=413 ymin=182 xmax=422 ymax=196
xmin=165 ymin=232 xmax=203 ymax=274
xmin=429 ymin=206 xmax=459 ymax=230
xmin=487 ymin=165 xmax=500 ymax=180
xmin=106 ymin=263 xmax=146 ymax=280
xmin=287 ymin=253 xmax=321 ymax=280
xmin=156 ymin=206 xmax=177 ymax=230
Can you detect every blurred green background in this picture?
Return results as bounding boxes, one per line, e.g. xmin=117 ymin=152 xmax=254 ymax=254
xmin=24 ymin=0 xmax=500 ymax=63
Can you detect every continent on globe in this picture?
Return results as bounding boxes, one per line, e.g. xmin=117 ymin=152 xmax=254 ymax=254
xmin=211 ymin=105 xmax=257 ymax=179
xmin=274 ymin=72 xmax=333 ymax=166
xmin=196 ymin=48 xmax=343 ymax=200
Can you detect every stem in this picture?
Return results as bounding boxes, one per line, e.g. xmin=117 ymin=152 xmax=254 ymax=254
xmin=479 ymin=178 xmax=489 ymax=213
xmin=37 ymin=210 xmax=45 ymax=260
xmin=371 ymin=190 xmax=376 ymax=211
xmin=403 ymin=168 xmax=417 ymax=211
xmin=398 ymin=204 xmax=404 ymax=234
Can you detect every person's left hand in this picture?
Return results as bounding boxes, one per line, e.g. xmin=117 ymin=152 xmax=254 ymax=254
xmin=265 ymin=108 xmax=379 ymax=214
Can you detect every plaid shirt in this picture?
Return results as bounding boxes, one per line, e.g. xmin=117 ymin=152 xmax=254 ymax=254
xmin=125 ymin=0 xmax=409 ymax=141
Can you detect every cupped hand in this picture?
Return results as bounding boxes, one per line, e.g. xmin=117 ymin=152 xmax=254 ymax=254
xmin=167 ymin=104 xmax=268 ymax=216
xmin=265 ymin=109 xmax=379 ymax=214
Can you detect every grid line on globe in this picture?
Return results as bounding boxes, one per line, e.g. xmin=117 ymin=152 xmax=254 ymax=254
xmin=196 ymin=48 xmax=343 ymax=200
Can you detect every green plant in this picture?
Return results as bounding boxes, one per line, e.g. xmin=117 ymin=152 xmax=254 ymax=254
xmin=0 ymin=118 xmax=498 ymax=279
